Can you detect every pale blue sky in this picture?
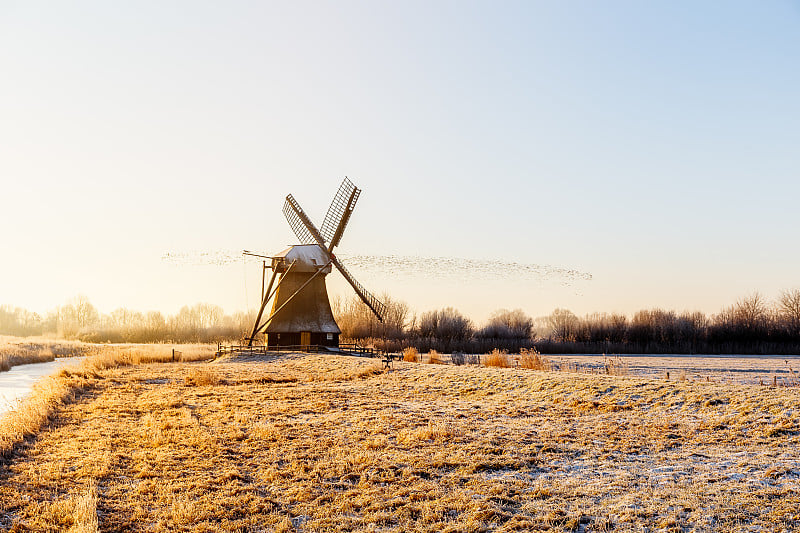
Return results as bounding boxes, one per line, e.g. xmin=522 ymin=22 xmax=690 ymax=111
xmin=2 ymin=1 xmax=799 ymax=321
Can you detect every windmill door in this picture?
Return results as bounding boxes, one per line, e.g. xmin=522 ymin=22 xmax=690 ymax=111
xmin=300 ymin=331 xmax=311 ymax=347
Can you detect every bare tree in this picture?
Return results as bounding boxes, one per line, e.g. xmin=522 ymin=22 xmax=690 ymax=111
xmin=334 ymin=293 xmax=410 ymax=340
xmin=417 ymin=307 xmax=473 ymax=342
xmin=478 ymin=308 xmax=534 ymax=339
xmin=779 ymin=289 xmax=800 ymax=334
xmin=547 ymin=308 xmax=578 ymax=342
xmin=734 ymin=292 xmax=768 ymax=331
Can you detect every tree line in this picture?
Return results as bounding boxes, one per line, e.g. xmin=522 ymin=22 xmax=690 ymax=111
xmin=3 ymin=289 xmax=800 ymax=354
xmin=0 ymin=296 xmax=254 ymax=343
xmin=335 ymin=290 xmax=800 ymax=355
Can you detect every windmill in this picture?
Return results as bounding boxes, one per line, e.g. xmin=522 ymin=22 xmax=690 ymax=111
xmin=246 ymin=178 xmax=386 ymax=349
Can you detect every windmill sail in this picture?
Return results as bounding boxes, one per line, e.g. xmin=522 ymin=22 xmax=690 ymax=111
xmin=283 ymin=194 xmax=324 ymax=245
xmin=331 ymin=255 xmax=386 ymax=321
xmin=282 ymin=185 xmax=386 ymax=323
xmin=320 ymin=177 xmax=361 ymax=251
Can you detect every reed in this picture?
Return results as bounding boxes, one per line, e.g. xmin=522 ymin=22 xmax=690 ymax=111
xmin=519 ymin=347 xmax=551 ymax=370
xmin=402 ymin=347 xmax=419 ymax=362
xmin=185 ymin=368 xmax=221 ymax=386
xmin=69 ymin=482 xmax=99 ymax=533
xmin=602 ymin=354 xmax=629 ymax=376
xmin=427 ymin=350 xmax=446 ymax=364
xmin=0 ymin=372 xmax=79 ymax=457
xmin=484 ymin=348 xmax=510 ymax=368
xmin=0 ymin=344 xmax=56 ymax=372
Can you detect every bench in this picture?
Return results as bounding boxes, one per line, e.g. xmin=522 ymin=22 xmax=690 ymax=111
xmin=382 ymin=353 xmax=396 ymax=370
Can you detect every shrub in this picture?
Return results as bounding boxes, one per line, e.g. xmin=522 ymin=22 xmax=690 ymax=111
xmin=402 ymin=347 xmax=419 ymax=363
xmin=519 ymin=347 xmax=550 ymax=370
xmin=427 ymin=350 xmax=445 ymax=364
xmin=484 ymin=348 xmax=510 ymax=368
xmin=451 ymin=352 xmax=465 ymax=366
xmin=185 ymin=368 xmax=220 ymax=386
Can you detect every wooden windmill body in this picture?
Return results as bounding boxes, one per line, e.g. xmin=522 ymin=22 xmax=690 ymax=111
xmin=264 ymin=244 xmax=340 ymax=348
xmin=247 ymin=178 xmax=385 ymax=349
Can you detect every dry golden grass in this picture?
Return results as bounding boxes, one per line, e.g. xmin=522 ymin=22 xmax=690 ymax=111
xmin=426 ymin=349 xmax=445 ymax=364
xmin=484 ymin=347 xmax=511 ymax=368
xmin=0 ymin=342 xmax=215 ymax=458
xmin=402 ymin=346 xmax=419 ymax=363
xmin=0 ymin=336 xmax=213 ymax=372
xmin=0 ymin=337 xmax=78 ymax=371
xmin=185 ymin=368 xmax=221 ymax=386
xmin=88 ymin=343 xmax=214 ymax=366
xmin=2 ymin=350 xmax=800 ymax=531
xmin=0 ymin=372 xmax=82 ymax=458
xmin=519 ymin=347 xmax=550 ymax=370
xmin=69 ymin=481 xmax=99 ymax=533
xmin=0 ymin=349 xmax=54 ymax=372
xmin=0 ymin=335 xmax=92 ymax=355
xmin=603 ymin=354 xmax=629 ymax=376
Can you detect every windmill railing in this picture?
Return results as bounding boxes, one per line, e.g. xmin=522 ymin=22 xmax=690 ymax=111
xmin=216 ymin=344 xmax=326 ymax=356
xmin=215 ymin=344 xmax=271 ymax=358
xmin=215 ymin=343 xmax=380 ymax=358
xmin=338 ymin=343 xmax=375 ymax=355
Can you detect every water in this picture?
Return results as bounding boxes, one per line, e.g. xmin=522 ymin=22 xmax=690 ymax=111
xmin=0 ymin=357 xmax=86 ymax=416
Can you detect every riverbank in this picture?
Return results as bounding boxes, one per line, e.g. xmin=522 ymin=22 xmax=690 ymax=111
xmin=0 ymin=337 xmax=215 ymax=373
xmin=1 ymin=351 xmax=799 ymax=531
xmin=0 ymin=357 xmax=88 ymax=416
xmin=0 ymin=343 xmax=215 ymax=458
xmin=0 ymin=336 xmax=89 ymax=372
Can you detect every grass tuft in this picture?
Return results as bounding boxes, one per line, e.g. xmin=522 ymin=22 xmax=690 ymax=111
xmin=484 ymin=348 xmax=510 ymax=368
xmin=427 ymin=350 xmax=445 ymax=364
xmin=185 ymin=368 xmax=221 ymax=386
xmin=402 ymin=347 xmax=419 ymax=363
xmin=603 ymin=354 xmax=629 ymax=376
xmin=519 ymin=347 xmax=550 ymax=370
xmin=69 ymin=481 xmax=99 ymax=533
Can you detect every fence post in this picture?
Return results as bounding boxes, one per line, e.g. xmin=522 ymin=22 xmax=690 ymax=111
xmin=172 ymin=348 xmax=175 ymax=362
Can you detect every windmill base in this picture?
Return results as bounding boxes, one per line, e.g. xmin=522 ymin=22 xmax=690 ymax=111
xmin=265 ymin=332 xmax=339 ymax=349
xmin=214 ymin=340 xmax=380 ymax=359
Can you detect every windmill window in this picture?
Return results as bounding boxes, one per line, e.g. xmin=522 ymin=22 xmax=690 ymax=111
xmin=327 ymin=333 xmax=333 ymax=340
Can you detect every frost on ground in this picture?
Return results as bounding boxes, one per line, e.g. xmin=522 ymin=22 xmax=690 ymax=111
xmin=550 ymin=353 xmax=800 ymax=386
xmin=1 ymin=351 xmax=799 ymax=532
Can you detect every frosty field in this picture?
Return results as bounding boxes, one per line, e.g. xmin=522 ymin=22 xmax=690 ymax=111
xmin=1 ymin=349 xmax=799 ymax=532
xmin=546 ymin=353 xmax=800 ymax=386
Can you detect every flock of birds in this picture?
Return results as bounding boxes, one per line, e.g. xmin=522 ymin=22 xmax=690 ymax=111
xmin=161 ymin=250 xmax=593 ymax=287
xmin=340 ymin=255 xmax=592 ymax=285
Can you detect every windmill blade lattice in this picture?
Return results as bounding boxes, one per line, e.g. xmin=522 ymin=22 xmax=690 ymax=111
xmin=330 ymin=255 xmax=387 ymax=320
xmin=282 ymin=179 xmax=386 ymax=323
xmin=283 ymin=194 xmax=324 ymax=245
xmin=320 ymin=177 xmax=360 ymax=250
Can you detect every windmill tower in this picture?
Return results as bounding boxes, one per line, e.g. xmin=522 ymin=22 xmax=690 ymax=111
xmin=247 ymin=178 xmax=386 ymax=349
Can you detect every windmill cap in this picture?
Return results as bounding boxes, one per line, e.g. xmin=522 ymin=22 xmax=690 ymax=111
xmin=272 ymin=244 xmax=332 ymax=273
